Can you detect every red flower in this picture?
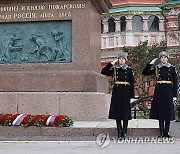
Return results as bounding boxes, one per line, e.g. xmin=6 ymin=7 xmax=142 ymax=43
xmin=31 ymin=115 xmax=43 ymax=125
xmin=9 ymin=114 xmax=20 ymax=123
xmin=21 ymin=114 xmax=32 ymax=125
xmin=42 ymin=115 xmax=50 ymax=125
xmin=0 ymin=114 xmax=12 ymax=123
xmin=54 ymin=115 xmax=67 ymax=126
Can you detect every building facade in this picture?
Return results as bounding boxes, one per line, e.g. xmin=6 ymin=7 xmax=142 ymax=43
xmin=161 ymin=0 xmax=180 ymax=49
xmin=101 ymin=0 xmax=180 ymax=62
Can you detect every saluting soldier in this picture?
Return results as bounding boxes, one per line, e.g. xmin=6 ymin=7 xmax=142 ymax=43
xmin=101 ymin=51 xmax=135 ymax=139
xmin=142 ymin=51 xmax=178 ymax=138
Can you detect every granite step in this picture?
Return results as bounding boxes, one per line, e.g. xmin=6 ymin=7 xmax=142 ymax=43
xmin=0 ymin=119 xmax=179 ymax=139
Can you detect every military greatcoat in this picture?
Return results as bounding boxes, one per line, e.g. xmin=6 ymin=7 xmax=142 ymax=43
xmin=101 ymin=63 xmax=134 ymax=120
xmin=142 ymin=62 xmax=178 ymax=121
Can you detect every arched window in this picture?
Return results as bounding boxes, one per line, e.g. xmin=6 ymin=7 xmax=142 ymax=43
xmin=148 ymin=15 xmax=159 ymax=31
xmin=101 ymin=19 xmax=103 ymax=33
xmin=120 ymin=16 xmax=126 ymax=32
xmin=108 ymin=17 xmax=115 ymax=33
xmin=132 ymin=15 xmax=143 ymax=31
xmin=178 ymin=13 xmax=180 ymax=30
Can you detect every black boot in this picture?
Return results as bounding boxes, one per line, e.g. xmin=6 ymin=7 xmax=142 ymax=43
xmin=164 ymin=121 xmax=172 ymax=138
xmin=122 ymin=120 xmax=128 ymax=139
xmin=116 ymin=119 xmax=123 ymax=138
xmin=158 ymin=121 xmax=164 ymax=138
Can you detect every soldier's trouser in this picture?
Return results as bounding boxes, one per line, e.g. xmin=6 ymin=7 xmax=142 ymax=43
xmin=159 ymin=121 xmax=164 ymax=137
xmin=159 ymin=120 xmax=171 ymax=137
xmin=116 ymin=119 xmax=128 ymax=138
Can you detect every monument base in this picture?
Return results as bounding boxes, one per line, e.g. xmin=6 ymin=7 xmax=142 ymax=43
xmin=0 ymin=70 xmax=109 ymax=93
xmin=0 ymin=92 xmax=111 ymax=121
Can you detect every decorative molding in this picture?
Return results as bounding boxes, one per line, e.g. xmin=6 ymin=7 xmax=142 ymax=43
xmin=102 ymin=11 xmax=162 ymax=18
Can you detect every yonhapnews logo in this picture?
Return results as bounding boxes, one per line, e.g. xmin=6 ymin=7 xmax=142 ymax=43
xmin=96 ymin=133 xmax=111 ymax=148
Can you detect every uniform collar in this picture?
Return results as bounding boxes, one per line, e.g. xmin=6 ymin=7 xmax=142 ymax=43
xmin=157 ymin=62 xmax=172 ymax=68
xmin=117 ymin=64 xmax=128 ymax=70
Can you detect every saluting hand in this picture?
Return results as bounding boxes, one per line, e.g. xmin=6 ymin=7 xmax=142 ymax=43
xmin=149 ymin=58 xmax=158 ymax=65
xmin=130 ymin=98 xmax=138 ymax=104
xmin=111 ymin=59 xmax=119 ymax=65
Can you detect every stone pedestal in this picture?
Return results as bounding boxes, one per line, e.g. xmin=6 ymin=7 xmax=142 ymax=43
xmin=0 ymin=92 xmax=111 ymax=120
xmin=0 ymin=70 xmax=108 ymax=93
xmin=0 ymin=0 xmax=112 ymax=120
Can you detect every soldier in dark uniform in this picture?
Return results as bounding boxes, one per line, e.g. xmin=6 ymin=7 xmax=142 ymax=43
xmin=142 ymin=51 xmax=178 ymax=138
xmin=101 ymin=51 xmax=135 ymax=139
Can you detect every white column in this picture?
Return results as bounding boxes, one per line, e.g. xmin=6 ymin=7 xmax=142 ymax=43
xmin=159 ymin=19 xmax=165 ymax=31
xmin=120 ymin=34 xmax=125 ymax=47
xmin=126 ymin=19 xmax=133 ymax=31
xmin=114 ymin=34 xmax=120 ymax=47
xmin=102 ymin=19 xmax=108 ymax=33
xmin=106 ymin=36 xmax=110 ymax=48
xmin=143 ymin=19 xmax=149 ymax=31
xmin=114 ymin=20 xmax=121 ymax=32
xmin=101 ymin=37 xmax=106 ymax=49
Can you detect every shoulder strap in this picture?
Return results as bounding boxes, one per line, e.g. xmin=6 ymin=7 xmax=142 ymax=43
xmin=155 ymin=66 xmax=159 ymax=80
xmin=113 ymin=67 xmax=117 ymax=82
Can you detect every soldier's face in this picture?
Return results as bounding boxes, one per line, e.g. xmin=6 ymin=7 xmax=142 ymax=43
xmin=118 ymin=57 xmax=126 ymax=65
xmin=160 ymin=56 xmax=168 ymax=64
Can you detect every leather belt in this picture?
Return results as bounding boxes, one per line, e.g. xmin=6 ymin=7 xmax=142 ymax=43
xmin=114 ymin=81 xmax=130 ymax=85
xmin=156 ymin=80 xmax=172 ymax=84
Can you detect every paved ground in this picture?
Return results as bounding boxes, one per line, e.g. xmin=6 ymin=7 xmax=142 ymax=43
xmin=72 ymin=119 xmax=159 ymax=128
xmin=0 ymin=140 xmax=180 ymax=154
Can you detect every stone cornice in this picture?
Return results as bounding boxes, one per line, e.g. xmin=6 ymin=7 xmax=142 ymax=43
xmin=101 ymin=11 xmax=162 ymax=18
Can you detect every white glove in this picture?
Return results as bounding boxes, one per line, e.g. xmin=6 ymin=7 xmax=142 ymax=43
xmin=173 ymin=97 xmax=177 ymax=106
xmin=149 ymin=58 xmax=158 ymax=65
xmin=111 ymin=59 xmax=119 ymax=65
xmin=173 ymin=97 xmax=177 ymax=102
xmin=130 ymin=98 xmax=138 ymax=104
